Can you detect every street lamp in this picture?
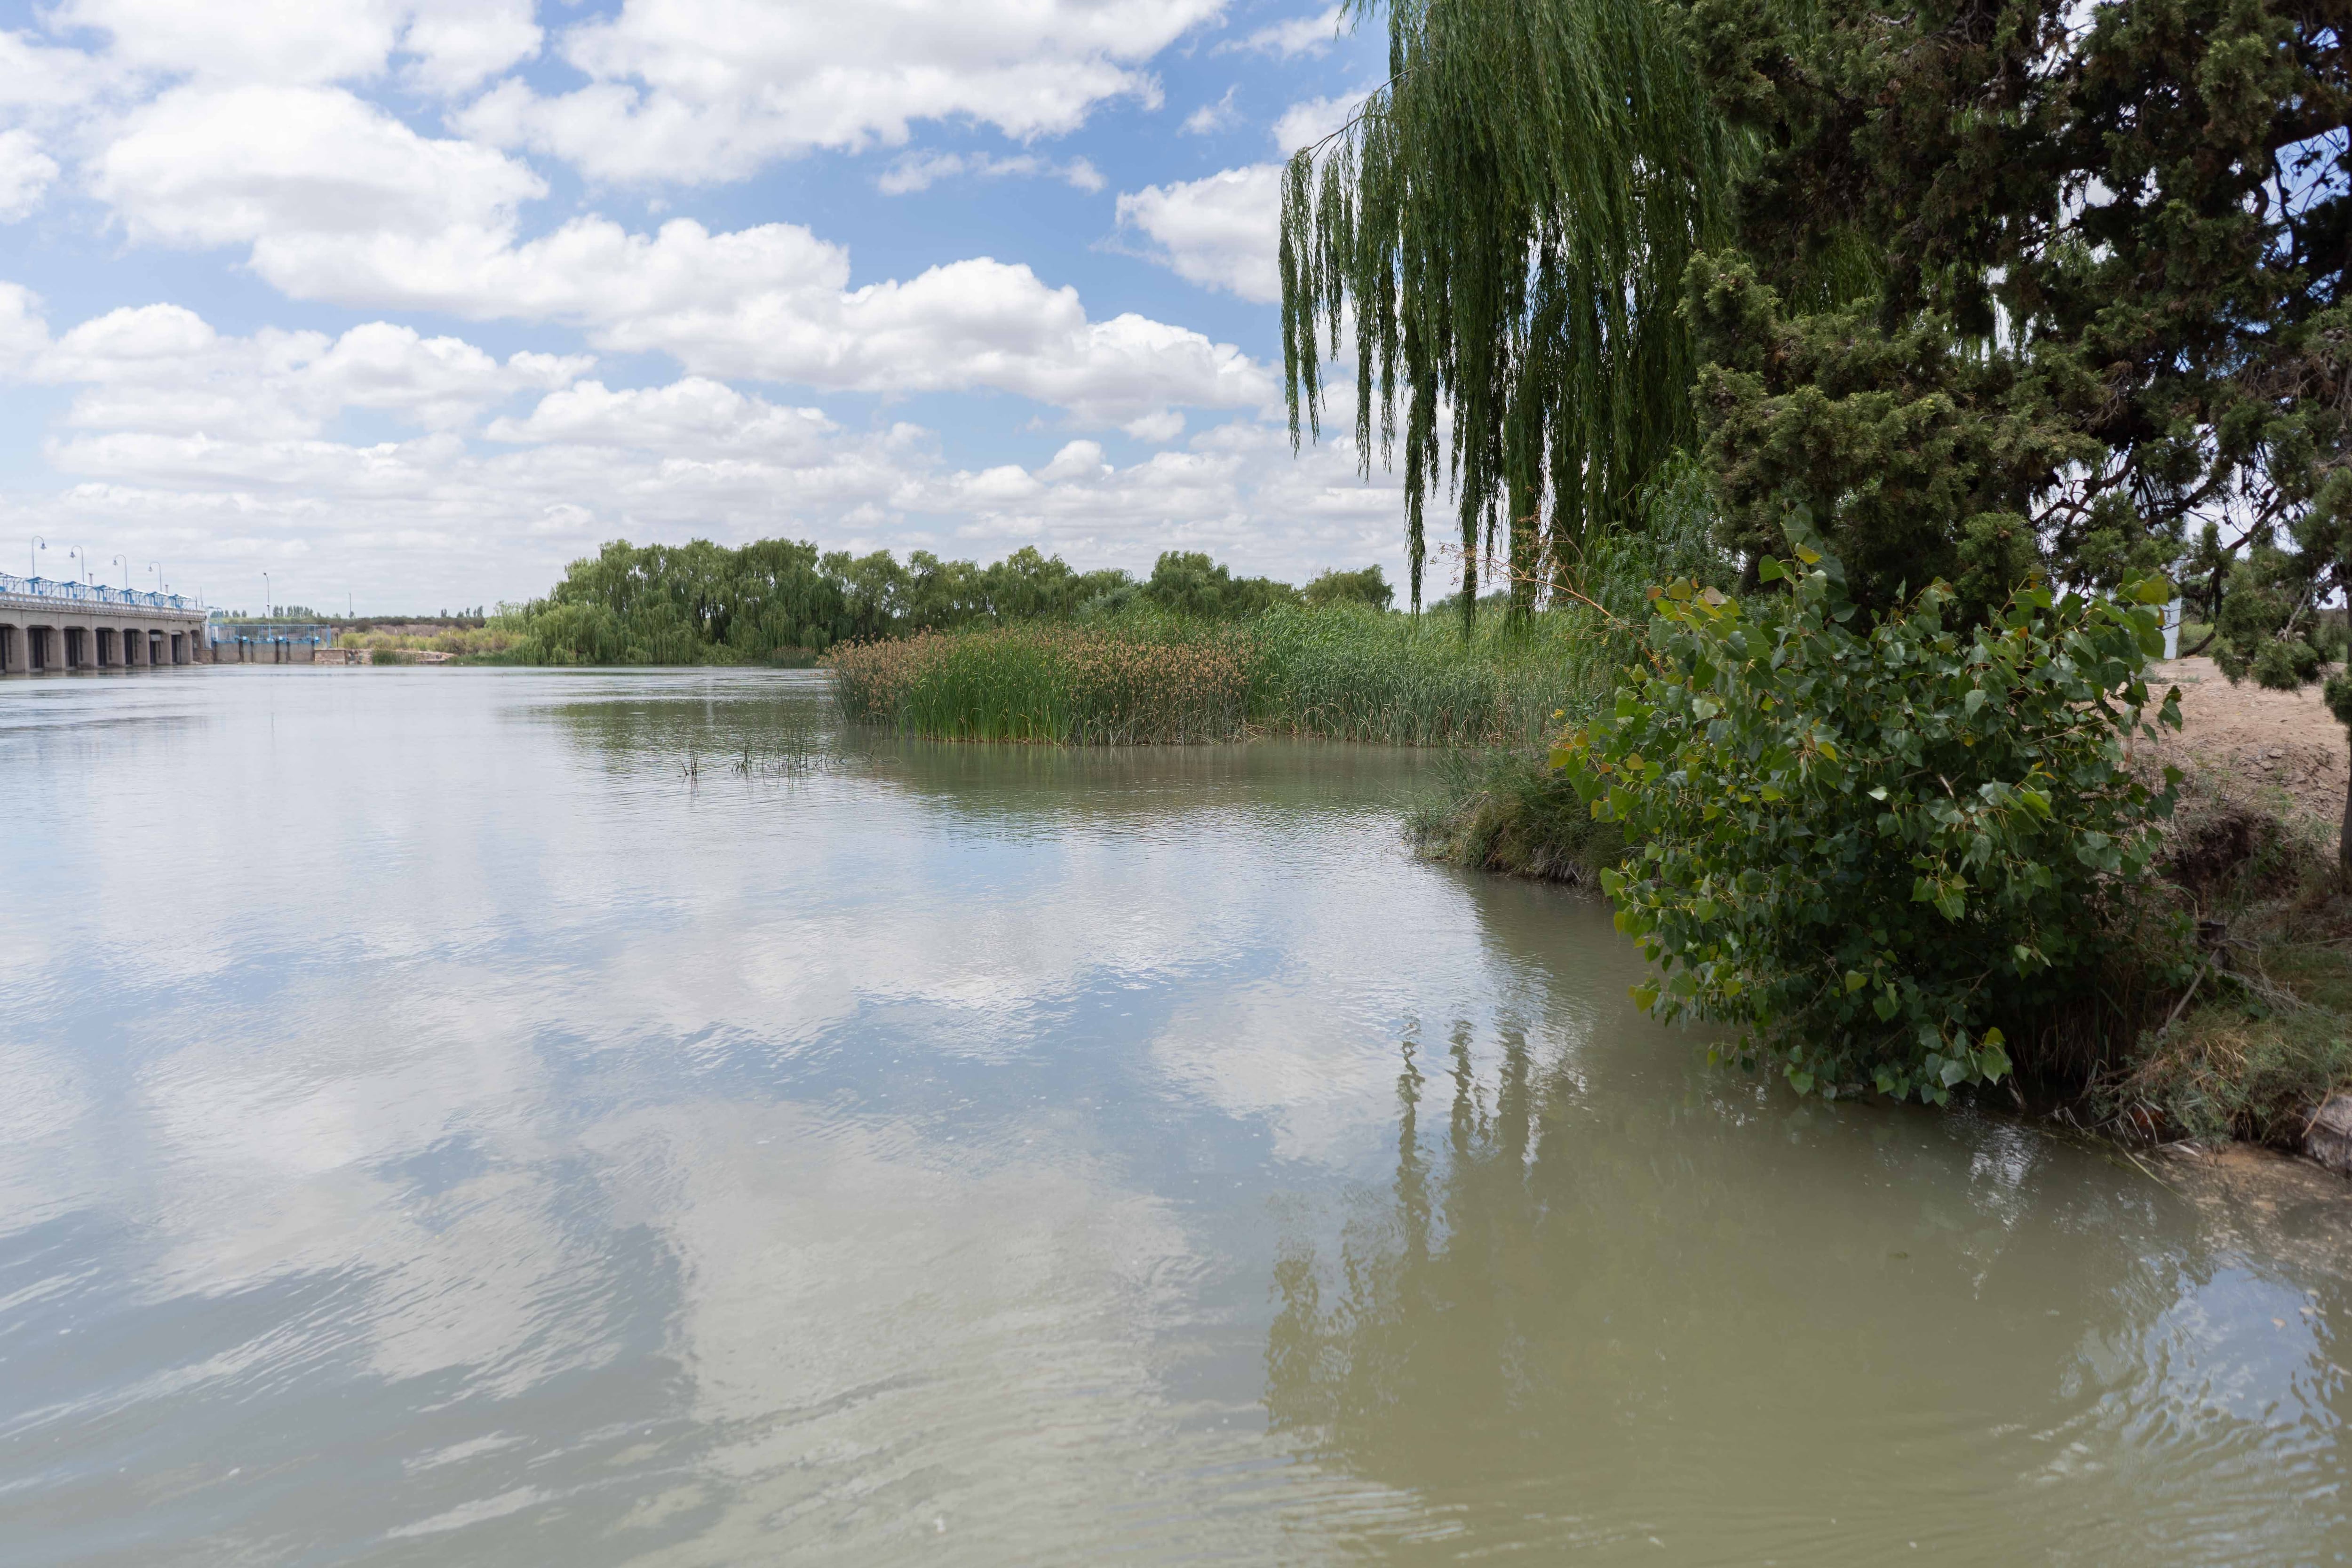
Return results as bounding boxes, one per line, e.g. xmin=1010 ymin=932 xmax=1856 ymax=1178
xmin=111 ymin=554 xmax=128 ymax=589
xmin=148 ymin=562 xmax=162 ymax=596
xmin=68 ymin=546 xmax=87 ymax=585
xmin=29 ymin=536 xmax=43 ymax=579
xmin=262 ymin=570 xmax=270 ymax=619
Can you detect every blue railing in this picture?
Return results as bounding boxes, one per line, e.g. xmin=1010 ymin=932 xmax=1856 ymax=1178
xmin=0 ymin=574 xmax=197 ymax=612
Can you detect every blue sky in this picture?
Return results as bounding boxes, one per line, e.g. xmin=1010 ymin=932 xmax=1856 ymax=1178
xmin=0 ymin=0 xmax=1401 ymax=613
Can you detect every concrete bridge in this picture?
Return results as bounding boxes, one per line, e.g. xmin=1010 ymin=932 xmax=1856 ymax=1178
xmin=0 ymin=575 xmax=210 ymax=673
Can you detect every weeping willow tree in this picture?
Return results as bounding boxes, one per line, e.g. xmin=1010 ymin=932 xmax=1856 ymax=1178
xmin=1280 ymin=0 xmax=1736 ymax=629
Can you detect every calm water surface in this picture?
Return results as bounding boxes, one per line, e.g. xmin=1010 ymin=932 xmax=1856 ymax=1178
xmin=2 ymin=667 xmax=2348 ymax=1565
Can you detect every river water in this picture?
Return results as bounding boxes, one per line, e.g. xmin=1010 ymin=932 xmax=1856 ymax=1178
xmin=2 ymin=667 xmax=2348 ymax=1565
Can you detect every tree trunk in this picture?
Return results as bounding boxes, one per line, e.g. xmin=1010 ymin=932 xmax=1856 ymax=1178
xmin=2341 ymin=732 xmax=2352 ymax=874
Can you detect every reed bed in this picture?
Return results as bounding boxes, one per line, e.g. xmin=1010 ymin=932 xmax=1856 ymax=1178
xmin=1246 ymin=604 xmax=1601 ymax=745
xmin=828 ymin=605 xmax=1607 ymax=747
xmin=830 ymin=626 xmax=1252 ymax=744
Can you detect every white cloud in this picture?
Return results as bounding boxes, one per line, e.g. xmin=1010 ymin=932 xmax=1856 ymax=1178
xmin=127 ymin=203 xmax=1269 ymax=424
xmin=16 ymin=365 xmax=1401 ymax=609
xmin=457 ymin=0 xmax=1229 ymax=186
xmin=0 ymin=29 xmax=127 ymax=113
xmin=1122 ymin=409 xmax=1185 ymax=443
xmin=0 ymin=281 xmax=47 ymax=369
xmin=485 ymin=378 xmax=836 ymax=457
xmin=53 ymin=0 xmax=407 ymax=86
xmin=0 ymin=128 xmax=56 ymax=219
xmin=397 ymin=0 xmax=542 ymax=95
xmin=1115 ymin=96 xmax=1376 ymax=302
xmin=1116 ymin=164 xmax=1282 ymax=303
xmin=877 ymin=151 xmax=1104 ymax=196
xmin=80 ymin=76 xmax=1264 ymax=425
xmin=0 ymin=5 xmax=1417 ymax=605
xmin=47 ymin=0 xmax=536 ymax=94
xmin=92 ymin=84 xmax=546 ymax=249
xmin=1231 ymin=6 xmax=1345 ymax=57
xmin=1182 ymin=86 xmax=1240 ymax=135
xmin=31 ymin=303 xmax=588 ymax=440
xmin=1038 ymin=438 xmax=1109 ymax=481
xmin=1271 ymin=90 xmax=1368 ymax=155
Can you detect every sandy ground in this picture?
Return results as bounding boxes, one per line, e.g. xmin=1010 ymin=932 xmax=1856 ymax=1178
xmin=2145 ymin=657 xmax=2346 ymax=848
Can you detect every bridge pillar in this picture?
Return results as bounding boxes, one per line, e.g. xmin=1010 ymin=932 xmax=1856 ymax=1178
xmin=0 ymin=623 xmax=16 ymax=673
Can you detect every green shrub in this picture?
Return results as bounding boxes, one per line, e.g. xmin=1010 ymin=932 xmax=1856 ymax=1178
xmin=1557 ymin=544 xmax=2186 ymax=1101
xmin=1302 ymin=565 xmax=1394 ymax=610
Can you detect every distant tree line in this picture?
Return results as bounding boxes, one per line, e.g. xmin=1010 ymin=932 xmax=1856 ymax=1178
xmin=506 ymin=538 xmax=1394 ymax=664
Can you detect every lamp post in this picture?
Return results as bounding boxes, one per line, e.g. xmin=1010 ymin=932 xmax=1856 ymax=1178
xmin=68 ymin=546 xmax=87 ymax=585
xmin=262 ymin=570 xmax=270 ymax=620
xmin=111 ymin=554 xmax=128 ymax=589
xmin=148 ymin=562 xmax=162 ymax=597
xmin=29 ymin=536 xmax=43 ymax=579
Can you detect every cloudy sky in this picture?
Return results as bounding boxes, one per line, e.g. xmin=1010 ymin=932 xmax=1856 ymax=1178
xmin=0 ymin=0 xmax=1397 ymax=613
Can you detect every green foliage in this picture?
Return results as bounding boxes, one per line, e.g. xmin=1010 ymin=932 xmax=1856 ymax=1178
xmin=1279 ymin=0 xmax=1737 ymax=625
xmin=1557 ymin=546 xmax=2185 ymax=1101
xmin=509 ymin=538 xmax=851 ymax=665
xmin=1690 ymin=0 xmax=2349 ymax=612
xmin=504 ymin=539 xmax=1304 ymax=665
xmin=1289 ymin=0 xmax=2349 ymax=645
xmin=1143 ymin=551 xmax=1302 ymax=621
xmin=1302 ymin=564 xmax=1394 ymax=609
xmin=1685 ymin=255 xmax=2082 ymax=616
xmin=820 ymin=545 xmax=1138 ymax=638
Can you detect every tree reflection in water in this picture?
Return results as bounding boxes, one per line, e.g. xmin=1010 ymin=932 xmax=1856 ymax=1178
xmin=1263 ymin=1017 xmax=2352 ymax=1561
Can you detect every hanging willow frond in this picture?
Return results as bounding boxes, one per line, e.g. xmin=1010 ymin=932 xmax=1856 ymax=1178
xmin=1280 ymin=0 xmax=1737 ymax=629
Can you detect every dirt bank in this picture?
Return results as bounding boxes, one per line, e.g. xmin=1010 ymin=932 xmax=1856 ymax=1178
xmin=2147 ymin=657 xmax=2345 ymax=850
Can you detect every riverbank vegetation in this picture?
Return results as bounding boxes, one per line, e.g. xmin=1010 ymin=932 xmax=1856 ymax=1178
xmin=488 ymin=538 xmax=1370 ymax=666
xmin=1290 ymin=0 xmax=2351 ymax=1141
xmin=832 ymin=603 xmax=1594 ymax=747
xmin=334 ymin=622 xmax=522 ymax=661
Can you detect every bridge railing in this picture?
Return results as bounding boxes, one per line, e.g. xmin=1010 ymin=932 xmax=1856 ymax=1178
xmin=0 ymin=574 xmax=198 ymax=612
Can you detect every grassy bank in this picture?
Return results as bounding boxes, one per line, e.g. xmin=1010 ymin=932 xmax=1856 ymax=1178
xmin=2092 ymin=794 xmax=2352 ymax=1146
xmin=1403 ymin=748 xmax=1627 ymax=884
xmin=828 ymin=602 xmax=1607 ymax=747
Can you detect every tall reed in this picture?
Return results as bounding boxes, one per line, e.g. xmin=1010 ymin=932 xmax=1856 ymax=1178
xmin=830 ymin=605 xmax=1609 ymax=747
xmin=1246 ymin=604 xmax=1601 ymax=745
xmin=830 ymin=626 xmax=1252 ymax=744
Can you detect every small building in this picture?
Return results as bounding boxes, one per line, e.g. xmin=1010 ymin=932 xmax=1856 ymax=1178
xmin=207 ymin=619 xmax=331 ymax=663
